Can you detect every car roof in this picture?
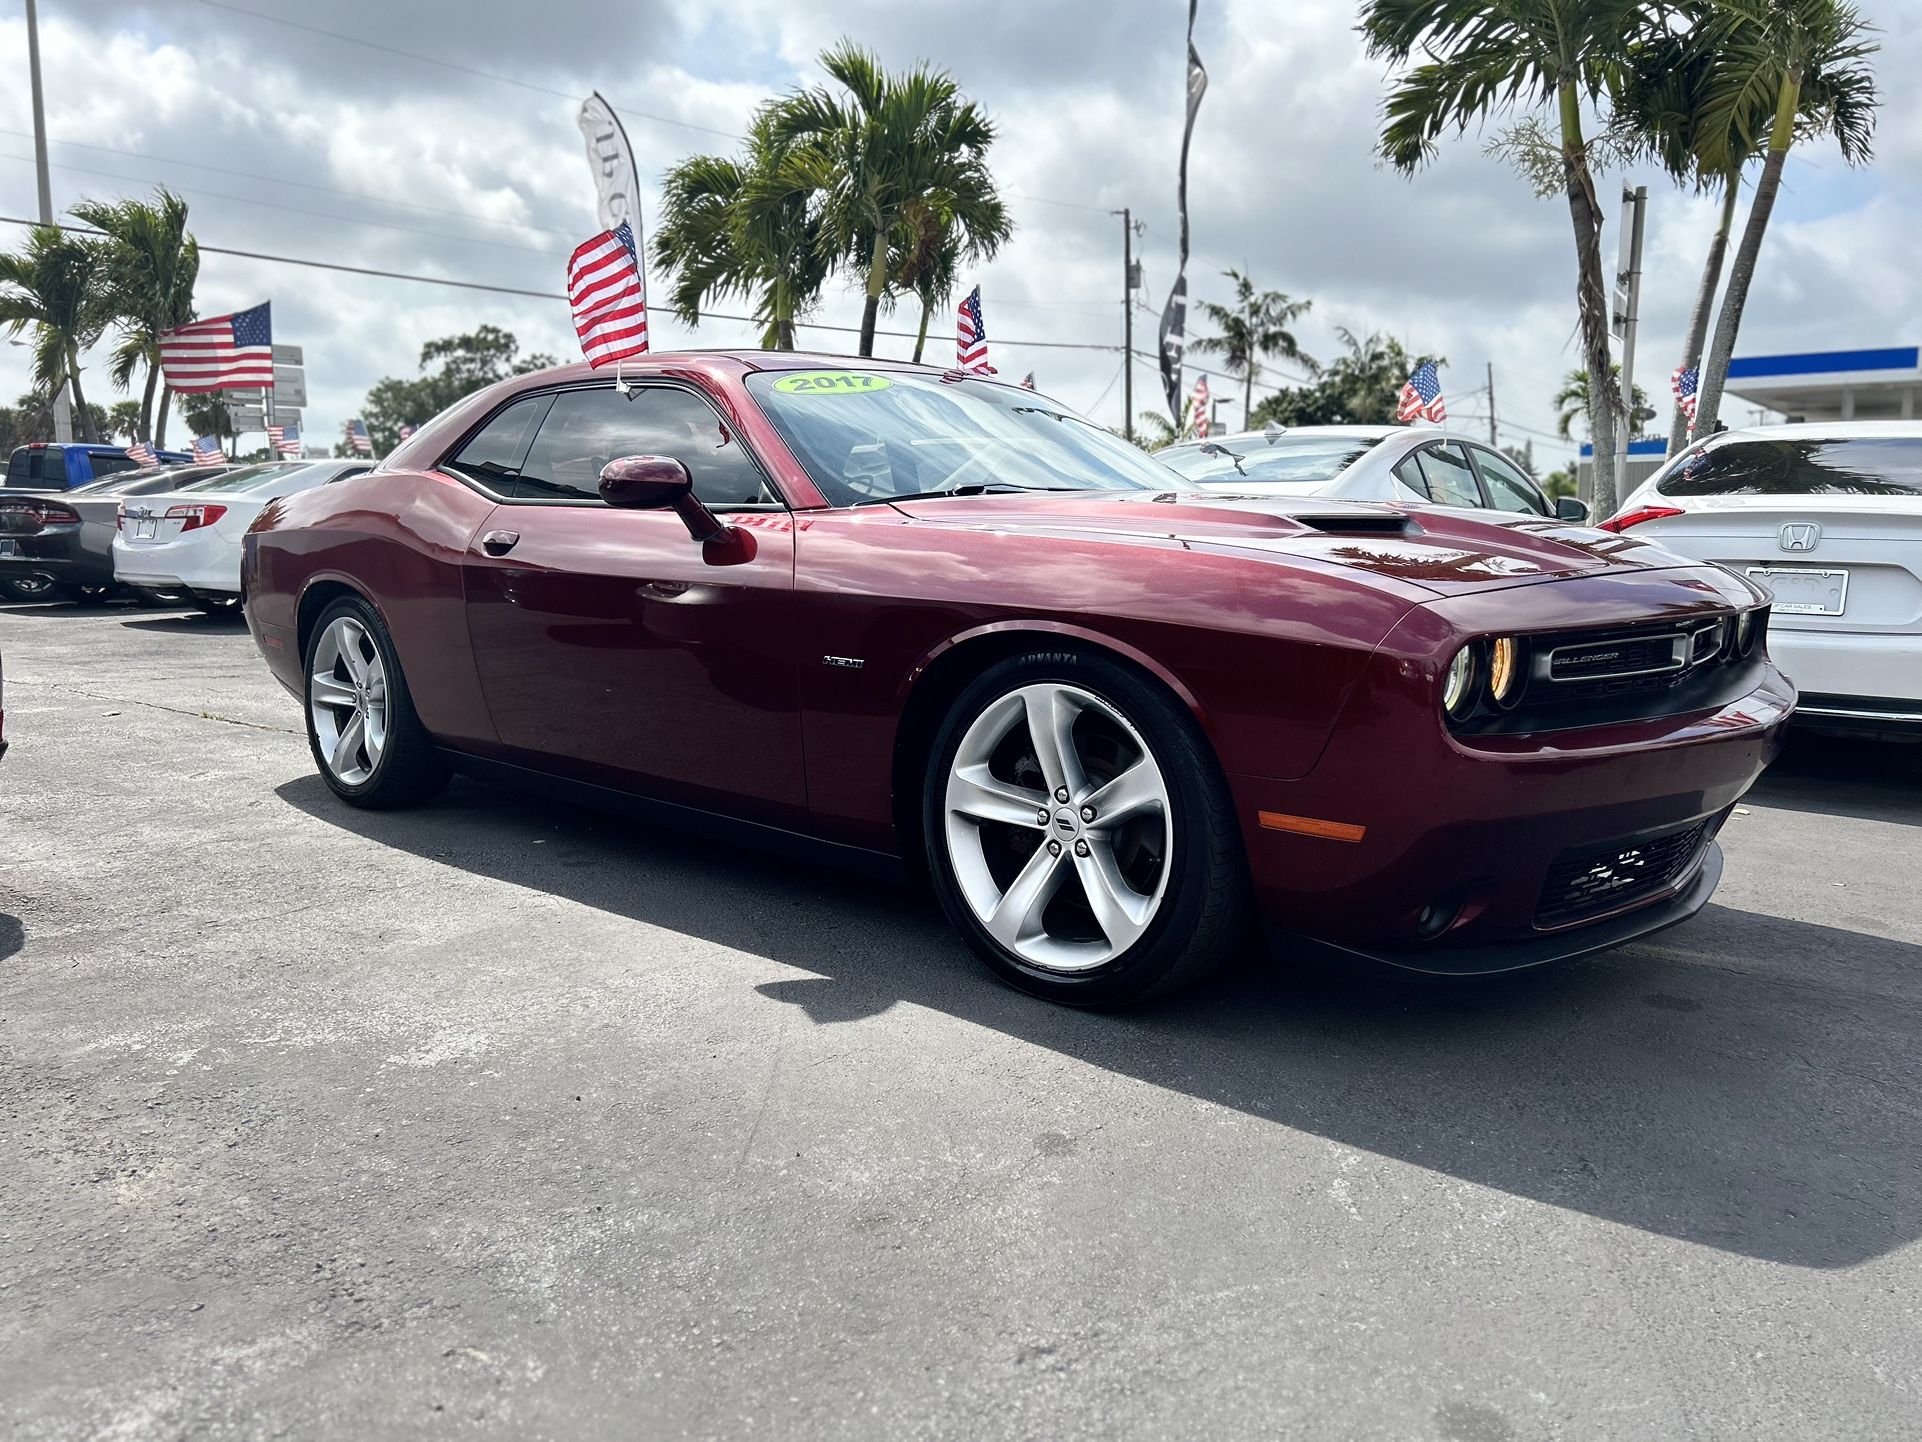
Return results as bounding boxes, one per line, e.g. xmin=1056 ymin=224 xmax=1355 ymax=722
xmin=1175 ymin=424 xmax=1482 ymax=447
xmin=1697 ymin=421 xmax=1922 ymax=443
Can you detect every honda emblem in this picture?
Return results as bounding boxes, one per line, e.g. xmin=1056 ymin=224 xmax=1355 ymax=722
xmin=1778 ymin=522 xmax=1820 ymax=553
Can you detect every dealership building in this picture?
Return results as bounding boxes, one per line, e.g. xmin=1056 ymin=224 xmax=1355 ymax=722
xmin=1579 ymin=344 xmax=1922 ymax=495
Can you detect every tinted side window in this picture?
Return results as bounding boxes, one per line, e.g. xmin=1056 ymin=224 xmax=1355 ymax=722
xmin=5 ymin=449 xmax=30 ymax=486
xmin=1392 ymin=454 xmax=1430 ymax=500
xmin=1470 ymin=447 xmax=1549 ymax=515
xmin=1415 ymin=444 xmax=1483 ymax=508
xmin=445 ymin=395 xmax=552 ymax=493
xmin=88 ymin=453 xmax=138 ymax=479
xmin=516 ymin=386 xmax=774 ymax=506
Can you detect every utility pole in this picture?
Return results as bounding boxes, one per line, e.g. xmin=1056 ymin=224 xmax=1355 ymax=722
xmin=25 ymin=0 xmax=73 ymax=444
xmin=1116 ymin=207 xmax=1138 ymax=442
xmin=1486 ymin=361 xmax=1497 ymax=448
xmin=1611 ymin=185 xmax=1648 ymax=508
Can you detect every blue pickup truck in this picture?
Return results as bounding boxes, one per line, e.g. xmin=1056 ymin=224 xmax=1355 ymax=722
xmin=5 ymin=442 xmax=193 ymax=491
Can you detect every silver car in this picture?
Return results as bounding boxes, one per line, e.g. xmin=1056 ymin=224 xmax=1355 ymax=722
xmin=1158 ymin=424 xmax=1586 ymax=521
xmin=1605 ymin=422 xmax=1922 ymax=737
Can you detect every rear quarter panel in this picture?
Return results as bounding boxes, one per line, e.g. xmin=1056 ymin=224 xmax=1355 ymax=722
xmin=248 ymin=469 xmax=499 ymax=747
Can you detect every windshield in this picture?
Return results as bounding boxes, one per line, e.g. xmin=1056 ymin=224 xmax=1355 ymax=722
xmin=1160 ymin=434 xmax=1386 ymax=485
xmin=177 ymin=461 xmax=311 ymax=494
xmin=1658 ymin=437 xmax=1922 ymax=497
xmin=746 ymin=369 xmax=1192 ymax=507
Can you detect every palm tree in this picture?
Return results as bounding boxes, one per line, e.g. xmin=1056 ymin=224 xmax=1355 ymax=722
xmin=773 ymin=41 xmax=1005 ymax=358
xmin=1132 ymin=411 xmax=1180 ymax=451
xmin=1553 ymin=366 xmax=1649 ymax=440
xmin=1362 ymin=0 xmax=1641 ymax=515
xmin=68 ymin=189 xmax=199 ymax=445
xmin=0 ymin=224 xmax=106 ymax=442
xmin=1689 ymin=0 xmax=1877 ymax=434
xmin=891 ymin=182 xmax=1011 ymax=363
xmin=653 ymin=111 xmax=829 ymax=349
xmin=1191 ymin=269 xmax=1315 ymax=429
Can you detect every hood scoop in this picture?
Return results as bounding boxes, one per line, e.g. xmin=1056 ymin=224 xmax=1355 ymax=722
xmin=1288 ymin=512 xmax=1416 ymax=536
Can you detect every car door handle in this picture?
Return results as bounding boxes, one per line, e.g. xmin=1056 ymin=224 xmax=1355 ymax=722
xmin=480 ymin=529 xmax=520 ymax=556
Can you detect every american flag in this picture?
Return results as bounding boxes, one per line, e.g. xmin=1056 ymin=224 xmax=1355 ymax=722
xmin=158 ymin=302 xmax=273 ymax=394
xmin=567 ymin=220 xmax=649 ymax=366
xmin=124 ymin=442 xmax=158 ymax=466
xmin=1190 ymin=374 xmax=1211 ymax=438
xmin=1020 ymin=371 xmax=1036 ymax=390
xmin=398 ymin=423 xmax=417 ymax=441
xmin=1397 ymin=361 xmax=1447 ymax=423
xmin=266 ymin=422 xmax=301 ymax=458
xmin=956 ymin=285 xmax=994 ymax=373
xmin=1671 ymin=365 xmax=1700 ymax=426
xmin=191 ymin=435 xmax=225 ymax=463
xmin=345 ymin=418 xmax=374 ymax=456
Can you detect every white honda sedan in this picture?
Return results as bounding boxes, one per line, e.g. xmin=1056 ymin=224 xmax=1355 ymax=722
xmin=113 ymin=459 xmax=372 ymax=615
xmin=1157 ymin=424 xmax=1589 ymax=521
xmin=1605 ymin=422 xmax=1922 ymax=737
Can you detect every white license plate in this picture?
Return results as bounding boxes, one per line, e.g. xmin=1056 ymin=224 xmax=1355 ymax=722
xmin=0 ymin=539 xmax=16 ymax=557
xmin=1746 ymin=566 xmax=1848 ymax=616
xmin=134 ymin=519 xmax=157 ymax=539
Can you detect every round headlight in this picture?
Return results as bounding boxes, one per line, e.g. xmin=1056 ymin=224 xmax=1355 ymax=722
xmin=1442 ymin=645 xmax=1478 ymax=718
xmin=1488 ymin=636 xmax=1522 ymax=707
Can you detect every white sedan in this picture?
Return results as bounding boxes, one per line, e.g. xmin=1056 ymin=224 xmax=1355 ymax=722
xmin=1157 ymin=424 xmax=1588 ymax=521
xmin=1604 ymin=422 xmax=1922 ymax=737
xmin=113 ymin=459 xmax=372 ymax=614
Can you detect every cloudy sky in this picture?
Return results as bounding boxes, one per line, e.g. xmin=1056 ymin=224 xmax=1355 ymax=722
xmin=3 ymin=0 xmax=1919 ymax=470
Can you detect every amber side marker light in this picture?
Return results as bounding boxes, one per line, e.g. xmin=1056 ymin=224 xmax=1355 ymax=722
xmin=1258 ymin=811 xmax=1367 ymax=843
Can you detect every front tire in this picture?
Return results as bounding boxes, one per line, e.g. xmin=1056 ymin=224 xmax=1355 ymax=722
xmin=304 ymin=595 xmax=449 ymax=808
xmin=923 ymin=650 xmax=1249 ymax=1006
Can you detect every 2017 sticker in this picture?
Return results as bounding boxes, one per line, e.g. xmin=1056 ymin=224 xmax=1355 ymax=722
xmin=772 ymin=372 xmax=892 ymax=395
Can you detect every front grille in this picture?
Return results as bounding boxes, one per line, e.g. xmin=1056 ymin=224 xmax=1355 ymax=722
xmin=1548 ymin=633 xmax=1679 ymax=681
xmin=1536 ymin=821 xmax=1709 ymax=927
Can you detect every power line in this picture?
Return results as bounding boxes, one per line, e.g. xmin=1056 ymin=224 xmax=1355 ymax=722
xmin=0 ymin=215 xmax=1122 ymax=352
xmin=0 ymin=153 xmax=563 ymax=259
xmin=189 ymin=0 xmax=739 ymax=139
xmin=0 ymin=128 xmax=578 ymax=236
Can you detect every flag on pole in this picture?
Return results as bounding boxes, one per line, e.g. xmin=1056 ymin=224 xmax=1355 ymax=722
xmin=158 ymin=302 xmax=273 ymax=393
xmin=567 ymin=220 xmax=649 ymax=366
xmin=1157 ymin=0 xmax=1208 ymax=420
xmin=398 ymin=423 xmax=417 ymax=441
xmin=1190 ymin=375 xmax=1212 ymax=438
xmin=124 ymin=442 xmax=158 ymax=466
xmin=1671 ymin=365 xmax=1700 ymax=427
xmin=956 ymin=285 xmax=995 ymax=373
xmin=1397 ymin=362 xmax=1447 ymax=424
xmin=191 ymin=435 xmax=225 ymax=463
xmin=344 ymin=419 xmax=374 ymax=456
xmin=577 ymin=92 xmax=641 ymax=234
xmin=266 ymin=423 xmax=302 ymax=458
xmin=1020 ymin=371 xmax=1036 ymax=390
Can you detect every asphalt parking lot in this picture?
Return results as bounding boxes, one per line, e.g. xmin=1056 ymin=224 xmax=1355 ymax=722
xmin=2 ymin=602 xmax=1919 ymax=1440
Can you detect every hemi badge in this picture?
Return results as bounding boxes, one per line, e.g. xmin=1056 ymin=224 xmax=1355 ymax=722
xmin=1258 ymin=811 xmax=1366 ymax=843
xmin=821 ymin=655 xmax=865 ymax=670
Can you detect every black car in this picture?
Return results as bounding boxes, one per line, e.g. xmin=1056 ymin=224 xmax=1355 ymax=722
xmin=0 ymin=464 xmax=229 ymax=604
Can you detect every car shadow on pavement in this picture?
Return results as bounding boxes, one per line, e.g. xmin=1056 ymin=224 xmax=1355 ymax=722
xmin=0 ymin=913 xmax=21 ymax=962
xmin=278 ymin=772 xmax=1920 ymax=1272
xmin=116 ymin=613 xmax=247 ymax=632
xmin=1748 ymin=732 xmax=1922 ymax=828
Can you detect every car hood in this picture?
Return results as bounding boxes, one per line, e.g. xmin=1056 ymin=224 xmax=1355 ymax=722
xmin=887 ymin=491 xmax=1692 ymax=596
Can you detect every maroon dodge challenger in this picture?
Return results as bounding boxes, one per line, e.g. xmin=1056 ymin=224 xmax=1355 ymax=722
xmin=242 ymin=353 xmax=1793 ymax=1005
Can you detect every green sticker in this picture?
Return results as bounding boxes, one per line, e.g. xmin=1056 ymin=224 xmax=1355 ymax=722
xmin=772 ymin=371 xmax=892 ymax=395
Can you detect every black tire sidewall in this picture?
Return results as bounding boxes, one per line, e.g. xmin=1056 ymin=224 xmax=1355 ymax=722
xmin=923 ymin=650 xmax=1236 ymax=1007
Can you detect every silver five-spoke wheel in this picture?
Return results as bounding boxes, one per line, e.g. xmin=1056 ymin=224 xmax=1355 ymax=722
xmin=943 ymin=682 xmax=1172 ymax=973
xmin=309 ymin=614 xmax=389 ymax=786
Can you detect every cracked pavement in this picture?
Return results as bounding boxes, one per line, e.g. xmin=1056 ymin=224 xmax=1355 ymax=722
xmin=3 ymin=602 xmax=1920 ymax=1439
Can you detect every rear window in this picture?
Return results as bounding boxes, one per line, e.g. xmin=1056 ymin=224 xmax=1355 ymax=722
xmin=179 ymin=462 xmax=308 ymax=494
xmin=1659 ymin=438 xmax=1922 ymax=497
xmin=86 ymin=452 xmax=138 ymax=479
xmin=6 ymin=447 xmax=61 ymax=488
xmin=1161 ymin=435 xmax=1383 ymax=485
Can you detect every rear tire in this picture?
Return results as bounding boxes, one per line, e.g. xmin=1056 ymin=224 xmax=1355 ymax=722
xmin=304 ymin=595 xmax=449 ymax=809
xmin=69 ymin=582 xmax=119 ymax=608
xmin=923 ymin=649 xmax=1249 ymax=1007
xmin=189 ymin=592 xmax=243 ymax=617
xmin=0 ymin=573 xmax=60 ymax=603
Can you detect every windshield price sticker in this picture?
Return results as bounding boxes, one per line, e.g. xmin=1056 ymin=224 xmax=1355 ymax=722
xmin=773 ymin=372 xmax=892 ymax=395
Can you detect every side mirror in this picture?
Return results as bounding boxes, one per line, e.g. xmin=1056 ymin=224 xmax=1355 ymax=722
xmin=1556 ymin=496 xmax=1590 ymax=523
xmin=597 ymin=454 xmax=752 ymax=560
